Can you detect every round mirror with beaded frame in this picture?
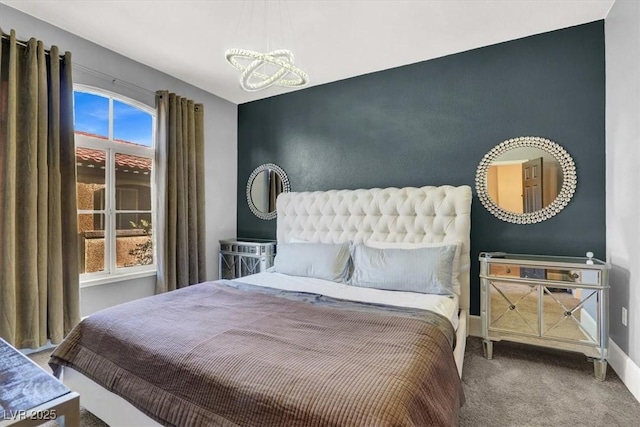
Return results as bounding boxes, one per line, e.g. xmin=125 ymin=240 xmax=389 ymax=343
xmin=246 ymin=163 xmax=291 ymax=220
xmin=475 ymin=136 xmax=577 ymax=224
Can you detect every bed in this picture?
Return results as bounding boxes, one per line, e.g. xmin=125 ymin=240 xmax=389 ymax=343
xmin=51 ymin=185 xmax=472 ymax=426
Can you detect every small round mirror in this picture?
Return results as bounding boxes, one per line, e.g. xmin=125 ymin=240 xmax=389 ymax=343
xmin=476 ymin=137 xmax=576 ymax=224
xmin=246 ymin=163 xmax=290 ymax=220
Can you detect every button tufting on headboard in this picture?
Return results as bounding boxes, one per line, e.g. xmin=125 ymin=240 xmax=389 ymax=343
xmin=276 ymin=185 xmax=472 ymax=310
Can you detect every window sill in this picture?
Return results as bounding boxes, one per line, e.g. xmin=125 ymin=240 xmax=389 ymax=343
xmin=80 ymin=269 xmax=157 ymax=288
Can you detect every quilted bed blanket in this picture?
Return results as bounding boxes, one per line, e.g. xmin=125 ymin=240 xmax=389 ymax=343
xmin=50 ymin=280 xmax=464 ymax=426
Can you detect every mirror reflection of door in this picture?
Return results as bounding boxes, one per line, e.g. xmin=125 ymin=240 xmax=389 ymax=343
xmin=487 ymin=147 xmax=562 ymax=214
xmin=250 ymin=170 xmax=283 ymax=214
xmin=487 ymin=161 xmax=525 ymax=213
xmin=522 ymin=158 xmax=542 ymax=213
xmin=268 ymin=172 xmax=283 ymax=211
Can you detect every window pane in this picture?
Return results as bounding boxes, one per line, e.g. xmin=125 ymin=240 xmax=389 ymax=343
xmin=113 ymin=100 xmax=153 ymax=147
xmin=115 ymin=153 xmax=152 ymax=210
xmin=76 ymin=148 xmax=106 ymax=210
xmin=78 ymin=213 xmax=105 ymax=274
xmin=74 ymin=91 xmax=109 ymax=139
xmin=116 ymin=213 xmax=153 ymax=268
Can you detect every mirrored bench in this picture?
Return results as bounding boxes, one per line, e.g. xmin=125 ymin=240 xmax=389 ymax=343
xmin=479 ymin=252 xmax=610 ymax=380
xmin=0 ymin=337 xmax=80 ymax=426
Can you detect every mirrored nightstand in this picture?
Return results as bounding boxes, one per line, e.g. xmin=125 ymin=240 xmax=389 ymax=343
xmin=479 ymin=252 xmax=610 ymax=380
xmin=219 ymin=238 xmax=276 ymax=280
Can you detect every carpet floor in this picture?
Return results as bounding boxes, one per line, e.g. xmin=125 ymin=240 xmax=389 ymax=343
xmin=29 ymin=336 xmax=640 ymax=426
xmin=459 ymin=337 xmax=640 ymax=426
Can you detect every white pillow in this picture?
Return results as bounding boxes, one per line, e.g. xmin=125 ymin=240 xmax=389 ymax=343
xmin=365 ymin=240 xmax=462 ymax=295
xmin=274 ymin=242 xmax=351 ymax=282
xmin=350 ymin=244 xmax=457 ymax=295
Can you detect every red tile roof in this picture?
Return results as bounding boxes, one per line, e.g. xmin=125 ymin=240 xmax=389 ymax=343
xmin=75 ymin=132 xmax=152 ymax=171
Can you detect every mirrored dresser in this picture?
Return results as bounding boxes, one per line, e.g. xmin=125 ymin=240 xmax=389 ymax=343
xmin=219 ymin=238 xmax=276 ymax=280
xmin=479 ymin=252 xmax=610 ymax=380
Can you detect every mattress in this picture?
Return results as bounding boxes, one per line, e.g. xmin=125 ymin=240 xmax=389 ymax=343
xmin=234 ymin=271 xmax=460 ymax=330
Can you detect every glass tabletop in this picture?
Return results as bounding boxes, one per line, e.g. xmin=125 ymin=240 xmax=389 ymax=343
xmin=479 ymin=252 xmax=609 ymax=268
xmin=220 ymin=237 xmax=276 ymax=244
xmin=0 ymin=338 xmax=71 ymax=417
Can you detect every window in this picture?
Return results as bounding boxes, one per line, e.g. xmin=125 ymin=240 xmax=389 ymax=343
xmin=74 ymin=86 xmax=156 ymax=284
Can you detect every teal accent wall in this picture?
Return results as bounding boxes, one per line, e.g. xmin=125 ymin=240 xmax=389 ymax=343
xmin=238 ymin=22 xmax=606 ymax=316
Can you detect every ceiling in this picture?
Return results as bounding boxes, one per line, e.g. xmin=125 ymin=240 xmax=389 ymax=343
xmin=3 ymin=1 xmax=614 ymax=105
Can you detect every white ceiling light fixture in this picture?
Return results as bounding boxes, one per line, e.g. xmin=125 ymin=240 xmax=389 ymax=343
xmin=225 ymin=48 xmax=308 ymax=92
xmin=224 ymin=1 xmax=308 ymax=92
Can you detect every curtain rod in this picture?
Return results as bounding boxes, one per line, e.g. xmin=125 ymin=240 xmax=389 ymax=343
xmin=73 ymin=63 xmax=156 ymax=97
xmin=1 ymin=32 xmax=155 ymax=98
xmin=1 ymin=31 xmax=63 ymax=56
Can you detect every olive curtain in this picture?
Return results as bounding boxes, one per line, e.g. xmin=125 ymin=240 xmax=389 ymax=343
xmin=0 ymin=29 xmax=80 ymax=348
xmin=155 ymin=91 xmax=206 ymax=293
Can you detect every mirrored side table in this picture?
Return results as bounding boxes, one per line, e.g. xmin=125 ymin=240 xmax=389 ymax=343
xmin=479 ymin=252 xmax=610 ymax=380
xmin=219 ymin=238 xmax=276 ymax=280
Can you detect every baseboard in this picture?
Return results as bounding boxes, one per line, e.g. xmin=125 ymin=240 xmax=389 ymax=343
xmin=469 ymin=315 xmax=482 ymax=337
xmin=607 ymin=338 xmax=640 ymax=403
xmin=468 ymin=314 xmax=640 ymax=403
xmin=20 ymin=340 xmax=56 ymax=355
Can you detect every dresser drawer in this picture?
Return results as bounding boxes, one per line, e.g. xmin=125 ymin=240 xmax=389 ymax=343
xmin=489 ymin=264 xmax=521 ymax=277
xmin=488 ymin=265 xmax=599 ymax=285
xmin=545 ymin=269 xmax=600 ymax=285
xmin=546 ymin=269 xmax=579 ymax=282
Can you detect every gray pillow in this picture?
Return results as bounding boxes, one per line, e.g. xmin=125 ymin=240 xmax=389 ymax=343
xmin=274 ymin=242 xmax=351 ymax=282
xmin=349 ymin=244 xmax=457 ymax=295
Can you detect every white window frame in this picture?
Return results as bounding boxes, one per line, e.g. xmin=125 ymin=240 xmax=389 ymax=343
xmin=75 ymin=85 xmax=157 ymax=287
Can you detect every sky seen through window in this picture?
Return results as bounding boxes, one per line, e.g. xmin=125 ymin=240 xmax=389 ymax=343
xmin=74 ymin=91 xmax=153 ymax=147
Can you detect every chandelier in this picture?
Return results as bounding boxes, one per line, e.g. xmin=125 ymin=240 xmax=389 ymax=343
xmin=225 ymin=48 xmax=308 ymax=92
xmin=224 ymin=1 xmax=308 ymax=92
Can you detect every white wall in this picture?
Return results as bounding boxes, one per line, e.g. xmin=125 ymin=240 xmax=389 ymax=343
xmin=1 ymin=4 xmax=237 ymax=315
xmin=606 ymin=0 xmax=640 ymax=365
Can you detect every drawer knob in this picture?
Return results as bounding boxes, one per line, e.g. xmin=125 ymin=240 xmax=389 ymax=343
xmin=570 ymin=273 xmax=579 ymax=280
xmin=505 ymin=268 xmax=511 ymax=274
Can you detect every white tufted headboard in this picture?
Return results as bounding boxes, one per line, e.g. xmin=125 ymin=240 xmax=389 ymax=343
xmin=276 ymin=185 xmax=472 ymax=310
